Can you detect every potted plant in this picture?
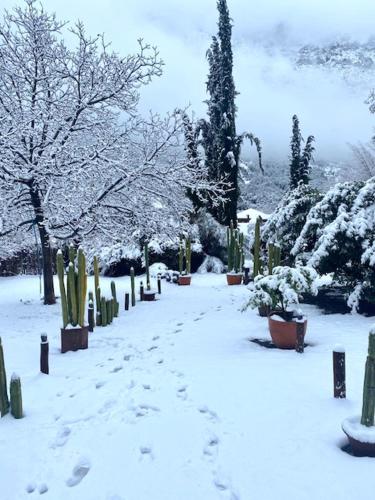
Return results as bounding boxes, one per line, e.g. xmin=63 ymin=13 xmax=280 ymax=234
xmin=243 ymin=265 xmax=320 ymax=349
xmin=57 ymin=248 xmax=89 ymax=353
xmin=143 ymin=242 xmax=156 ymax=301
xmin=178 ymin=237 xmax=192 ymax=286
xmin=342 ymin=329 xmax=375 ymax=457
xmin=226 ymin=221 xmax=244 ymax=285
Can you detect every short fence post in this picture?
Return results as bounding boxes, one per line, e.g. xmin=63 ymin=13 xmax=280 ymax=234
xmin=88 ymin=300 xmax=94 ymax=332
xmin=124 ymin=292 xmax=129 ymax=311
xmin=40 ymin=334 xmax=49 ymax=375
xmin=243 ymin=267 xmax=250 ymax=285
xmin=157 ymin=274 xmax=162 ymax=294
xmin=333 ymin=345 xmax=346 ymax=398
xmin=140 ymin=281 xmax=144 ymax=301
xmin=295 ymin=317 xmax=305 ymax=353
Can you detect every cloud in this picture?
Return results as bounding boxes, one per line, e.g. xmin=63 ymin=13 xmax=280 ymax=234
xmin=2 ymin=0 xmax=375 ymax=161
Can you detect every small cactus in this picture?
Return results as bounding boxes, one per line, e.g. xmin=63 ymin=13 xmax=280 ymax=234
xmin=10 ymin=373 xmax=23 ymax=419
xmin=361 ymin=330 xmax=375 ymax=427
xmin=96 ymin=287 xmax=102 ymax=326
xmin=101 ymin=296 xmax=107 ymax=327
xmin=88 ymin=299 xmax=95 ymax=332
xmin=0 ymin=338 xmax=9 ymax=417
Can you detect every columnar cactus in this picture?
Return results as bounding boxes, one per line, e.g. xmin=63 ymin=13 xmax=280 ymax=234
xmin=144 ymin=242 xmax=151 ymax=291
xmin=253 ymin=216 xmax=262 ymax=278
xmin=111 ymin=281 xmax=119 ymax=317
xmin=101 ymin=296 xmax=107 ymax=327
xmin=57 ymin=251 xmax=69 ymax=328
xmin=10 ymin=374 xmax=23 ymax=419
xmin=227 ymin=221 xmax=243 ymax=273
xmin=106 ymin=299 xmax=113 ymax=325
xmin=93 ymin=255 xmax=101 ymax=313
xmin=130 ymin=267 xmax=136 ymax=307
xmin=274 ymin=244 xmax=281 ymax=267
xmin=57 ymin=248 xmax=87 ymax=328
xmin=0 ymin=338 xmax=9 ymax=417
xmin=96 ymin=287 xmax=102 ymax=326
xmin=361 ymin=329 xmax=375 ymax=427
xmin=179 ymin=239 xmax=184 ymax=274
xmin=185 ymin=238 xmax=192 ymax=275
xmin=88 ymin=296 xmax=95 ymax=332
xmin=268 ymin=243 xmax=275 ymax=275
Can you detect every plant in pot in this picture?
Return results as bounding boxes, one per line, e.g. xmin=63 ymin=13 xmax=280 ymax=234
xmin=243 ymin=265 xmax=320 ymax=349
xmin=178 ymin=237 xmax=192 ymax=286
xmin=57 ymin=248 xmax=89 ymax=353
xmin=143 ymin=242 xmax=156 ymax=301
xmin=226 ymin=221 xmax=244 ymax=285
xmin=342 ymin=329 xmax=375 ymax=457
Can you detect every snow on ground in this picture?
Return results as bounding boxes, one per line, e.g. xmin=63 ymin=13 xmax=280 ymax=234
xmin=0 ymin=273 xmax=374 ymax=500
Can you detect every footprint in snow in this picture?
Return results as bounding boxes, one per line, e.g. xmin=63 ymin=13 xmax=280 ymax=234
xmin=110 ymin=365 xmax=123 ymax=373
xmin=38 ymin=483 xmax=48 ymax=495
xmin=173 ymin=329 xmax=182 ymax=334
xmin=152 ymin=335 xmax=160 ymax=341
xmin=148 ymin=345 xmax=158 ymax=351
xmin=198 ymin=405 xmax=219 ymax=422
xmin=123 ymin=354 xmax=132 ymax=361
xmin=139 ymin=445 xmax=154 ymax=460
xmin=95 ymin=381 xmax=106 ymax=389
xmin=51 ymin=426 xmax=71 ymax=448
xmin=176 ymin=322 xmax=184 ymax=326
xmin=177 ymin=385 xmax=188 ymax=400
xmin=66 ymin=458 xmax=91 ymax=487
xmin=203 ymin=433 xmax=220 ymax=460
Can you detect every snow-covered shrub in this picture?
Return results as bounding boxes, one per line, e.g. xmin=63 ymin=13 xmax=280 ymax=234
xmin=291 ymin=178 xmax=375 ymax=310
xmin=197 ymin=256 xmax=225 ymax=274
xmin=243 ymin=265 xmax=320 ymax=313
xmin=261 ymin=184 xmax=322 ymax=259
xmin=195 ymin=209 xmax=227 ymax=260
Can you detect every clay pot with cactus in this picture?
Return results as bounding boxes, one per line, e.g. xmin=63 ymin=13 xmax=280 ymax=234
xmin=178 ymin=237 xmax=192 ymax=286
xmin=226 ymin=221 xmax=244 ymax=285
xmin=342 ymin=329 xmax=375 ymax=457
xmin=57 ymin=247 xmax=89 ymax=353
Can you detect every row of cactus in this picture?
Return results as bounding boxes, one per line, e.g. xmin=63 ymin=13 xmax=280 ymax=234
xmin=0 ymin=338 xmax=23 ymax=419
xmin=227 ymin=221 xmax=244 ymax=273
xmin=57 ymin=247 xmax=87 ymax=328
xmin=179 ymin=237 xmax=192 ymax=275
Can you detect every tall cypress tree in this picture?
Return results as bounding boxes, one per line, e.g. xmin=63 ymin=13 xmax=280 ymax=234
xmin=289 ymin=114 xmax=315 ymax=189
xmin=194 ymin=0 xmax=261 ymax=226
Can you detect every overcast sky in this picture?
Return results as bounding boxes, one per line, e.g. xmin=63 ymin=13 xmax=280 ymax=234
xmin=2 ymin=0 xmax=375 ymax=162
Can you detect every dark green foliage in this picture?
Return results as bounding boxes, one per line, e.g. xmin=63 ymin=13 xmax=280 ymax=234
xmin=290 ymin=115 xmax=315 ymax=189
xmin=0 ymin=338 xmax=9 ymax=417
xmin=361 ymin=331 xmax=375 ymax=427
xmin=10 ymin=374 xmax=23 ymax=419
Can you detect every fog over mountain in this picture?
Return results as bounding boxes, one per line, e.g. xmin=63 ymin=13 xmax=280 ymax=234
xmin=3 ymin=0 xmax=375 ymax=162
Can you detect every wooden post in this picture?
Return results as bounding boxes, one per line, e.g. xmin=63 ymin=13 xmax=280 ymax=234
xmin=140 ymin=281 xmax=144 ymax=301
xmin=88 ymin=301 xmax=94 ymax=332
xmin=40 ymin=334 xmax=49 ymax=375
xmin=295 ymin=317 xmax=305 ymax=353
xmin=243 ymin=267 xmax=250 ymax=285
xmin=125 ymin=292 xmax=129 ymax=311
xmin=333 ymin=345 xmax=346 ymax=398
xmin=157 ymin=274 xmax=161 ymax=294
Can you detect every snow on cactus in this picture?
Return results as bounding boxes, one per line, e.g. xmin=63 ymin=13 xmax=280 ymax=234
xmin=243 ymin=265 xmax=321 ymax=313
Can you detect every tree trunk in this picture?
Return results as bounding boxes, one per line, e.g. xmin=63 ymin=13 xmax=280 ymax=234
xmin=29 ymin=184 xmax=56 ymax=305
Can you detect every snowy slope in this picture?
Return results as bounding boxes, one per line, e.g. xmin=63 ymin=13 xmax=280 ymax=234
xmin=0 ymin=274 xmax=374 ymax=500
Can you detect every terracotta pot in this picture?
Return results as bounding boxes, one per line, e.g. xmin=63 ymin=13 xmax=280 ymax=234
xmin=226 ymin=273 xmax=243 ymax=285
xmin=143 ymin=290 xmax=156 ymax=302
xmin=268 ymin=316 xmax=307 ymax=349
xmin=61 ymin=326 xmax=89 ymax=354
xmin=343 ymin=431 xmax=375 ymax=457
xmin=178 ymin=275 xmax=191 ymax=286
xmin=258 ymin=304 xmax=271 ymax=317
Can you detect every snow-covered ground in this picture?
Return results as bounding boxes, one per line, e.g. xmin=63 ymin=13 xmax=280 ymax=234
xmin=0 ymin=273 xmax=374 ymax=500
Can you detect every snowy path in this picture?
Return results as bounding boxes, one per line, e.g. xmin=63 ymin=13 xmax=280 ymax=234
xmin=0 ymin=274 xmax=374 ymax=500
